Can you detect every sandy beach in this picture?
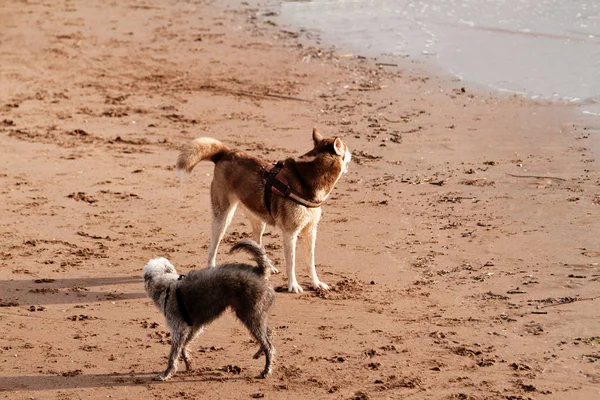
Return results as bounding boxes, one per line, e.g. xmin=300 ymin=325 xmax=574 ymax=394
xmin=1 ymin=0 xmax=599 ymax=399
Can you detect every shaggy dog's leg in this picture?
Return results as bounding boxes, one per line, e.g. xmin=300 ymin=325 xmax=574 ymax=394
xmin=252 ymin=324 xmax=274 ymax=359
xmin=255 ymin=329 xmax=274 ymax=378
xmin=181 ymin=326 xmax=203 ymax=372
xmin=236 ymin=309 xmax=275 ymax=378
xmin=155 ymin=326 xmax=190 ymax=381
xmin=252 ymin=348 xmax=264 ymax=359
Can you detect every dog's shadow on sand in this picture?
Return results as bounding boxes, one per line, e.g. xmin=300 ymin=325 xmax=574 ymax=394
xmin=0 ymin=371 xmax=248 ymax=392
xmin=0 ymin=276 xmax=146 ymax=306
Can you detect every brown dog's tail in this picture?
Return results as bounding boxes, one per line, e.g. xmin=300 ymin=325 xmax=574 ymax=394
xmin=176 ymin=137 xmax=229 ymax=183
xmin=229 ymin=239 xmax=273 ymax=278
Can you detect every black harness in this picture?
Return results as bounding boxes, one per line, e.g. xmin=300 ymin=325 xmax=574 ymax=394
xmin=262 ymin=161 xmax=322 ymax=214
xmin=163 ymin=274 xmax=193 ymax=326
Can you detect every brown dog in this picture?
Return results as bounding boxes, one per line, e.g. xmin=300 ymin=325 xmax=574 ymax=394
xmin=176 ymin=128 xmax=351 ymax=293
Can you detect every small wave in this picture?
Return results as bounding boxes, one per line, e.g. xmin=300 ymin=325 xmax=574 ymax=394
xmin=582 ymin=110 xmax=600 ymax=117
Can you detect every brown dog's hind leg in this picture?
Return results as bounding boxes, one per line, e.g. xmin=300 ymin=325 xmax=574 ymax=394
xmin=249 ymin=215 xmax=266 ymax=246
xmin=207 ymin=199 xmax=238 ymax=267
xmin=249 ymin=216 xmax=279 ymax=274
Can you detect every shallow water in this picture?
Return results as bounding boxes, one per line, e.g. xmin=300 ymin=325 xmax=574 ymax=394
xmin=270 ymin=0 xmax=600 ymax=116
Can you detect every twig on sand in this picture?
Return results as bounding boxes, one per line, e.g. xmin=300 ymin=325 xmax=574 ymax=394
xmin=507 ymin=173 xmax=567 ymax=181
xmin=383 ymin=116 xmax=405 ymax=123
xmin=429 ymin=178 xmax=450 ymax=186
xmin=348 ymin=85 xmax=388 ymax=91
xmin=231 ymin=90 xmax=310 ymax=102
xmin=199 ymin=84 xmax=311 ymax=102
xmin=260 ymin=92 xmax=311 ymax=102
xmin=540 ymin=295 xmax=599 ymax=309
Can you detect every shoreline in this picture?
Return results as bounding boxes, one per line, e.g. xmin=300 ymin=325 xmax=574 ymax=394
xmin=251 ymin=0 xmax=600 ymax=154
xmin=1 ymin=0 xmax=599 ymax=399
xmin=259 ymin=0 xmax=600 ymax=118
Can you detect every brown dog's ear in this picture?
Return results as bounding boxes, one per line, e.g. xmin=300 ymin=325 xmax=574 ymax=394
xmin=333 ymin=137 xmax=345 ymax=156
xmin=312 ymin=127 xmax=323 ymax=145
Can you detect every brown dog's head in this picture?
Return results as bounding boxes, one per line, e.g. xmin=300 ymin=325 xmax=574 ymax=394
xmin=310 ymin=128 xmax=352 ymax=174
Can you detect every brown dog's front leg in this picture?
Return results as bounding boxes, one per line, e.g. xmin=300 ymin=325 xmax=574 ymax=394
xmin=282 ymin=231 xmax=302 ymax=293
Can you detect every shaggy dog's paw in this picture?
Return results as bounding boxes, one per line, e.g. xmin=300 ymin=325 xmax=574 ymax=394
xmin=257 ymin=369 xmax=272 ymax=379
xmin=153 ymin=374 xmax=168 ymax=381
xmin=270 ymin=265 xmax=279 ymax=274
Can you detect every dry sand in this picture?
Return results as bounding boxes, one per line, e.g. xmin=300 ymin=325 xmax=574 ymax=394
xmin=1 ymin=1 xmax=599 ymax=399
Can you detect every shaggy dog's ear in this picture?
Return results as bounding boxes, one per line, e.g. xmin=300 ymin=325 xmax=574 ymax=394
xmin=143 ymin=273 xmax=153 ymax=283
xmin=162 ymin=259 xmax=175 ymax=273
xmin=143 ymin=263 xmax=154 ymax=281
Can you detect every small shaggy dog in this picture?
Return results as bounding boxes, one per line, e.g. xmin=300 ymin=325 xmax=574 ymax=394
xmin=143 ymin=240 xmax=276 ymax=380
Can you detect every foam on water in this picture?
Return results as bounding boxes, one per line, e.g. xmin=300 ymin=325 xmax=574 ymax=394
xmin=271 ymin=0 xmax=600 ymax=115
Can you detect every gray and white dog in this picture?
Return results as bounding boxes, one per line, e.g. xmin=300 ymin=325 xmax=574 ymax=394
xmin=143 ymin=239 xmax=276 ymax=380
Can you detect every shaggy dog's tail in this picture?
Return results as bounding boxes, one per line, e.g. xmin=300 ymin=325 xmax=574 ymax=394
xmin=229 ymin=239 xmax=272 ymax=278
xmin=175 ymin=137 xmax=229 ymax=183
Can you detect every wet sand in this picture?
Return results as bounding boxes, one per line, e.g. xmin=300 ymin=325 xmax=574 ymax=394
xmin=1 ymin=0 xmax=599 ymax=399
